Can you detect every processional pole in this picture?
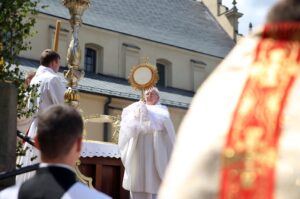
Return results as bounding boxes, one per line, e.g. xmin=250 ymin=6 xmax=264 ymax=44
xmin=53 ymin=20 xmax=61 ymax=52
xmin=62 ymin=0 xmax=93 ymax=187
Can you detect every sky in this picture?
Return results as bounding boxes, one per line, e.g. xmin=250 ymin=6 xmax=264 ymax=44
xmin=222 ymin=0 xmax=278 ymax=35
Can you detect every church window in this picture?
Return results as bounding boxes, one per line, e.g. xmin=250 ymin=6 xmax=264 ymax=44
xmin=85 ymin=47 xmax=97 ymax=73
xmin=156 ymin=59 xmax=172 ymax=87
xmin=190 ymin=59 xmax=207 ymax=91
xmin=84 ymin=43 xmax=103 ymax=74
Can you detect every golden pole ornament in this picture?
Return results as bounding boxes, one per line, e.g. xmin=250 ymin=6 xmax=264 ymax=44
xmin=63 ymin=0 xmax=90 ymax=107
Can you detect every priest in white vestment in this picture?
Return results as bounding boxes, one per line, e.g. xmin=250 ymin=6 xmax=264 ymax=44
xmin=119 ymin=87 xmax=176 ymax=199
xmin=158 ymin=0 xmax=300 ymax=199
xmin=17 ymin=49 xmax=66 ymax=183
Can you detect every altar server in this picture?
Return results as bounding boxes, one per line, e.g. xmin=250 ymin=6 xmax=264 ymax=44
xmin=17 ymin=49 xmax=66 ymax=183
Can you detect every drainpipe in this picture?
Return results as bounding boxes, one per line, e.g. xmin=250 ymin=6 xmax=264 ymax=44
xmin=103 ymin=96 xmax=112 ymax=141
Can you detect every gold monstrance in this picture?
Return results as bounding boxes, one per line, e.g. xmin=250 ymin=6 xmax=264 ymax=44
xmin=128 ymin=58 xmax=159 ymax=101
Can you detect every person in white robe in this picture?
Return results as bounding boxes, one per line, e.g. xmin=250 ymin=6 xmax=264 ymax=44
xmin=158 ymin=0 xmax=300 ymax=199
xmin=17 ymin=70 xmax=36 ymax=133
xmin=1 ymin=105 xmax=111 ymax=199
xmin=16 ymin=49 xmax=66 ymax=183
xmin=119 ymin=87 xmax=175 ymax=199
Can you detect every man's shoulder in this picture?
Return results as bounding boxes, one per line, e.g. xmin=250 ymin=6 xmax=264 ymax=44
xmin=123 ymin=101 xmax=142 ymax=111
xmin=158 ymin=104 xmax=168 ymax=110
xmin=127 ymin=101 xmax=141 ymax=107
xmin=31 ymin=72 xmax=59 ymax=84
xmin=0 ymin=184 xmax=21 ymax=199
xmin=42 ymin=72 xmax=60 ymax=82
xmin=61 ymin=182 xmax=111 ymax=199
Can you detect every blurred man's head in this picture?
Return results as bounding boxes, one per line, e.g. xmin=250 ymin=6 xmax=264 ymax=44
xmin=267 ymin=0 xmax=300 ymax=22
xmin=40 ymin=49 xmax=61 ymax=73
xmin=35 ymin=105 xmax=83 ymax=166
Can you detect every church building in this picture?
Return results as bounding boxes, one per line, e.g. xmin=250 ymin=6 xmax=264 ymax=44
xmin=18 ymin=0 xmax=242 ymax=141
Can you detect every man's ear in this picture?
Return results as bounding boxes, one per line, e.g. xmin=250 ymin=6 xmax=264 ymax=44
xmin=48 ymin=60 xmax=53 ymax=68
xmin=34 ymin=136 xmax=40 ymax=150
xmin=76 ymin=136 xmax=82 ymax=153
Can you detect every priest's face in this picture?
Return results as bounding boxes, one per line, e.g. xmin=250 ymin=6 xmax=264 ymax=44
xmin=145 ymin=89 xmax=159 ymax=105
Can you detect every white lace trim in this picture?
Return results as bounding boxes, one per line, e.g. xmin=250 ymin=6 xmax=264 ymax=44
xmin=80 ymin=140 xmax=120 ymax=158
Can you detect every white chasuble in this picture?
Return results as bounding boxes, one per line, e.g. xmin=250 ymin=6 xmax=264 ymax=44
xmin=119 ymin=101 xmax=175 ymax=194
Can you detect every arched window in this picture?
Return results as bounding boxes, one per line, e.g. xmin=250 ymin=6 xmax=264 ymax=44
xmin=156 ymin=59 xmax=172 ymax=87
xmin=84 ymin=43 xmax=103 ymax=74
xmin=85 ymin=48 xmax=96 ymax=73
xmin=156 ymin=63 xmax=166 ymax=87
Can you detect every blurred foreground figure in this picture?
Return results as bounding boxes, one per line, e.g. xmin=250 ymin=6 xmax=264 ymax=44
xmin=1 ymin=105 xmax=111 ymax=199
xmin=159 ymin=0 xmax=300 ymax=198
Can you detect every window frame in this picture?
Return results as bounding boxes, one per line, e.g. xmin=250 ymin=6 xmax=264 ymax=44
xmin=84 ymin=43 xmax=103 ymax=74
xmin=156 ymin=58 xmax=172 ymax=87
xmin=84 ymin=47 xmax=97 ymax=73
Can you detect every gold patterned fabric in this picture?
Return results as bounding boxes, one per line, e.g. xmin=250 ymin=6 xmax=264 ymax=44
xmin=220 ymin=23 xmax=300 ymax=199
xmin=158 ymin=23 xmax=300 ymax=199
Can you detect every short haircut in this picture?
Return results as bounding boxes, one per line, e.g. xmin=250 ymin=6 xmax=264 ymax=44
xmin=40 ymin=49 xmax=60 ymax=66
xmin=37 ymin=104 xmax=83 ymax=159
xmin=267 ymin=0 xmax=300 ymax=22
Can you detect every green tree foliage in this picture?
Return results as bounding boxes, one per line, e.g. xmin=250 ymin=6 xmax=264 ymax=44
xmin=0 ymin=0 xmax=43 ymax=118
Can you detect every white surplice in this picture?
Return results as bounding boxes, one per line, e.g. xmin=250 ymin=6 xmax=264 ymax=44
xmin=118 ymin=101 xmax=175 ymax=196
xmin=16 ymin=65 xmax=65 ymax=183
xmin=1 ymin=164 xmax=111 ymax=199
xmin=0 ymin=181 xmax=111 ymax=199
